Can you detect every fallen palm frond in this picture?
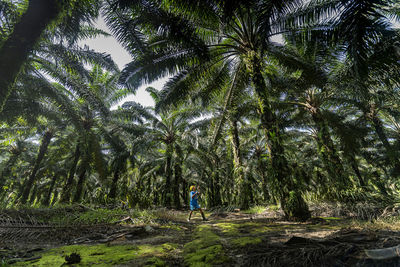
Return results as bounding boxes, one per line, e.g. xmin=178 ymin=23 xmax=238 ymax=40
xmin=0 ymin=206 xmax=131 ymax=245
xmin=310 ymin=201 xmax=400 ymax=220
xmin=0 ymin=212 xmax=56 ymax=242
xmin=244 ymin=228 xmax=400 ymax=266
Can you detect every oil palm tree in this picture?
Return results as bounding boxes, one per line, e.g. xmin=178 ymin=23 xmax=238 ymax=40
xmin=0 ymin=0 xmax=103 ymax=111
xmin=285 ymin=0 xmax=400 ymax=83
xmin=121 ymin=90 xmax=203 ymax=208
xmin=112 ymin=0 xmax=312 ymax=220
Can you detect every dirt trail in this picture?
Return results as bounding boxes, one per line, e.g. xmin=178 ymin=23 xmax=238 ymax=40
xmin=2 ymin=209 xmax=400 ymax=266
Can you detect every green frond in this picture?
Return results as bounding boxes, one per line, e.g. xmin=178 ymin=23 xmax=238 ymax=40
xmin=145 ymin=86 xmax=161 ymax=104
xmin=155 ymin=70 xmax=192 ymax=111
xmin=120 ymin=101 xmax=156 ymax=121
xmin=103 ymin=4 xmax=148 ymax=55
xmin=271 ymin=0 xmax=340 ymax=31
xmin=191 ymin=61 xmax=232 ymax=107
xmin=71 ymin=25 xmax=111 ymax=41
xmin=39 ymin=43 xmax=119 ymax=74
xmin=161 ymin=0 xmax=221 ymax=25
xmin=55 ymin=0 xmax=101 ymax=44
xmin=107 ymin=88 xmax=130 ymax=107
xmin=36 ymin=60 xmax=110 ymax=118
xmin=267 ymin=44 xmax=327 ymax=87
xmin=119 ymin=47 xmax=199 ymax=91
xmin=210 ymin=63 xmax=245 ymax=146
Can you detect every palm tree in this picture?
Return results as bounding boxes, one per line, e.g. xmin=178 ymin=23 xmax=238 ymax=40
xmin=207 ymin=88 xmax=259 ymax=209
xmin=20 ymin=128 xmax=54 ymax=204
xmin=121 ymin=90 xmax=202 ymax=208
xmin=0 ymin=0 xmax=63 ymax=111
xmin=112 ymin=1 xmax=313 ymax=220
xmin=285 ymin=0 xmax=400 ymax=82
xmin=0 ymin=27 xmax=124 ymax=204
xmin=0 ymin=0 xmax=103 ymax=111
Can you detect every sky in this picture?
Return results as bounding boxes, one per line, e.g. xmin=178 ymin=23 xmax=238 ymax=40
xmin=82 ymin=17 xmax=169 ymax=108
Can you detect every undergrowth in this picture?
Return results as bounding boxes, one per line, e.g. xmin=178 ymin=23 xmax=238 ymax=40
xmin=0 ymin=205 xmax=188 ymax=226
xmin=242 ymin=205 xmax=266 ymax=214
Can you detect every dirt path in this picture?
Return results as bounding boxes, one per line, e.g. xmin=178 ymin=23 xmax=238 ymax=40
xmin=2 ymin=209 xmax=400 ymax=266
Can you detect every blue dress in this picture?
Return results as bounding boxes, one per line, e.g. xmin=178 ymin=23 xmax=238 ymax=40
xmin=190 ymin=191 xmax=200 ymax=210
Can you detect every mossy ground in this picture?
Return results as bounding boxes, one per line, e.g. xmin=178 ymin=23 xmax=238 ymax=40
xmin=183 ymin=224 xmax=230 ymax=266
xmin=13 ymin=243 xmax=175 ymax=266
xmin=4 ymin=206 xmax=399 ymax=266
xmin=231 ymin=237 xmax=262 ymax=247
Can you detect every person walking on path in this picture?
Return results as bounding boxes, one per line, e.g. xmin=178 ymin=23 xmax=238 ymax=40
xmin=187 ymin=185 xmax=207 ymax=221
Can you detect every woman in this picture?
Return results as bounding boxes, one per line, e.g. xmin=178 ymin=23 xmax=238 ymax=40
xmin=187 ymin=185 xmax=207 ymax=221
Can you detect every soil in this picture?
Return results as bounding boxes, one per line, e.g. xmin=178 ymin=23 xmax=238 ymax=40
xmin=1 ymin=208 xmax=400 ymax=266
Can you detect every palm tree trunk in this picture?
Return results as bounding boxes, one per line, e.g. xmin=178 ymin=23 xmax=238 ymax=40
xmin=20 ymin=130 xmax=53 ymax=204
xmin=182 ymin=178 xmax=188 ymax=206
xmin=212 ymin=167 xmax=222 ymax=207
xmin=256 ymin=148 xmax=270 ymax=203
xmin=73 ymin=167 xmax=87 ymax=203
xmin=173 ymin=162 xmax=182 ymax=209
xmin=163 ymin=144 xmax=173 ymax=207
xmin=371 ymin=116 xmax=391 ymax=151
xmin=229 ymin=120 xmax=249 ymax=209
xmin=209 ymin=172 xmax=215 ymax=206
xmin=249 ymin=54 xmax=310 ymax=221
xmin=0 ymin=0 xmax=64 ymax=111
xmin=28 ymin=184 xmax=38 ymax=204
xmin=42 ymin=174 xmax=57 ymax=206
xmin=230 ymin=120 xmax=241 ymax=166
xmin=350 ymin=158 xmax=365 ymax=186
xmin=73 ymin=153 xmax=89 ymax=203
xmin=60 ymin=143 xmax=80 ymax=203
xmin=51 ymin=190 xmax=59 ymax=206
xmin=109 ymin=170 xmax=120 ymax=199
xmin=312 ymin=110 xmax=349 ymax=190
xmin=225 ymin=153 xmax=234 ymax=205
xmin=153 ymin=174 xmax=159 ymax=206
xmin=248 ymin=174 xmax=255 ymax=204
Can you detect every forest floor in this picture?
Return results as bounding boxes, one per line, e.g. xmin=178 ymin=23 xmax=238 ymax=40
xmin=2 ymin=205 xmax=400 ymax=266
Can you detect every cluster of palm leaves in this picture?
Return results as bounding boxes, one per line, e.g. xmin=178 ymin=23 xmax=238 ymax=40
xmin=0 ymin=0 xmax=399 ymax=221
